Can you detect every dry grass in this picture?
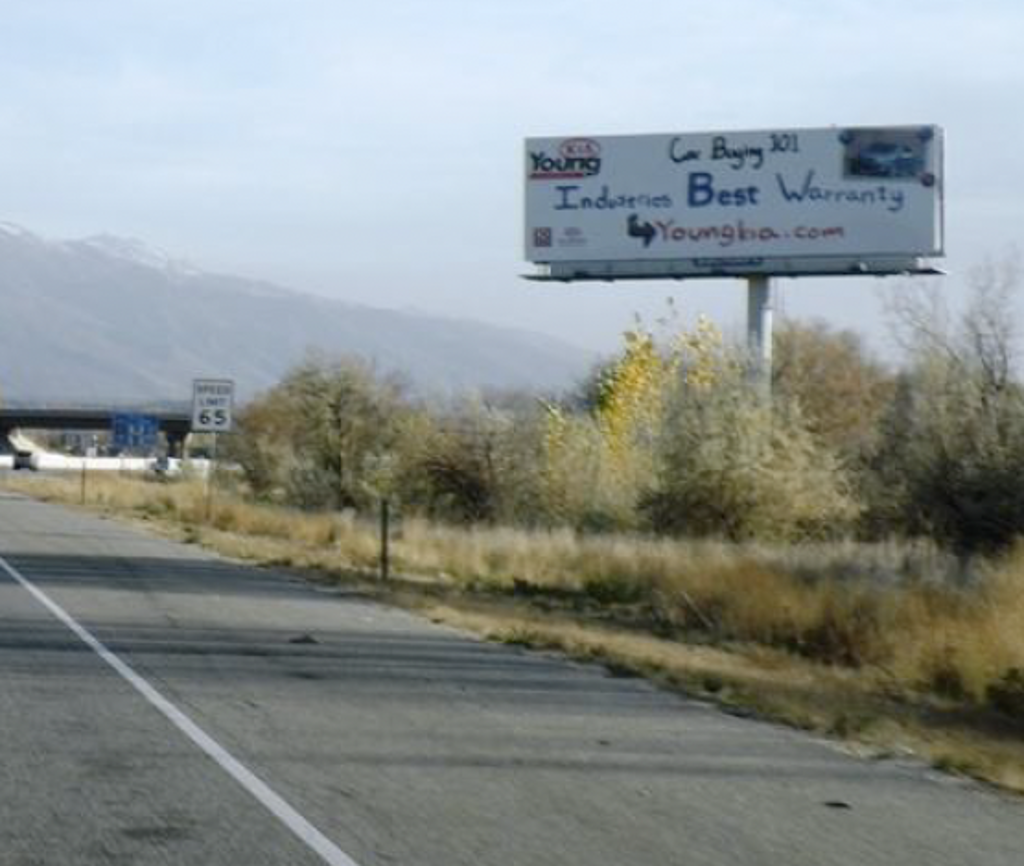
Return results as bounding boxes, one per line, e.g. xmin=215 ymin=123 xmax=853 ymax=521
xmin=5 ymin=473 xmax=1024 ymax=793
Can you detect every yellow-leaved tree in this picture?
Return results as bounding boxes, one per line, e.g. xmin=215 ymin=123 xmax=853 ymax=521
xmin=540 ymin=313 xmax=728 ymax=531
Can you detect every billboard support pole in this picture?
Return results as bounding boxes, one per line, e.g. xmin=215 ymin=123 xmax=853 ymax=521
xmin=747 ymin=275 xmax=774 ymax=396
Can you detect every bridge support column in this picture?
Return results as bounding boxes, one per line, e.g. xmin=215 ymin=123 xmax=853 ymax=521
xmin=166 ymin=432 xmax=187 ymax=459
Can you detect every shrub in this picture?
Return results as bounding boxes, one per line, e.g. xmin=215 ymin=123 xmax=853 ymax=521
xmin=539 ymin=315 xmax=728 ymax=534
xmin=773 ymin=320 xmax=894 ymax=458
xmin=229 ymin=356 xmax=412 ymax=511
xmin=643 ymin=369 xmax=860 ymax=542
xmin=406 ymin=398 xmax=546 ymax=526
xmin=868 ymin=258 xmax=1024 ymax=554
xmin=987 ymin=668 xmax=1024 ymax=718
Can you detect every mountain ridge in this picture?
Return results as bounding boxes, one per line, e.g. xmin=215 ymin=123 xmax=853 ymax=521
xmin=0 ymin=223 xmax=595 ymax=402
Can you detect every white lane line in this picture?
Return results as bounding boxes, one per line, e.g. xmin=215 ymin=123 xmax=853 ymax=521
xmin=0 ymin=553 xmax=362 ymax=866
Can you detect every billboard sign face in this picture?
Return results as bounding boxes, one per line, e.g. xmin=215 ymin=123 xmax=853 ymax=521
xmin=524 ymin=126 xmax=943 ymax=279
xmin=191 ymin=379 xmax=235 ymax=433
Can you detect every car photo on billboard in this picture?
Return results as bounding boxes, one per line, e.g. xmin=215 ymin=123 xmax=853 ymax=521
xmin=842 ymin=127 xmax=929 ymax=181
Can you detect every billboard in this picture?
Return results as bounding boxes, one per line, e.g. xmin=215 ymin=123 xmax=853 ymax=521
xmin=524 ymin=126 xmax=943 ymax=279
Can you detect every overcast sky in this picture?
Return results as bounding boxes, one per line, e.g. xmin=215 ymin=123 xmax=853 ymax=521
xmin=1 ymin=0 xmax=1021 ymax=356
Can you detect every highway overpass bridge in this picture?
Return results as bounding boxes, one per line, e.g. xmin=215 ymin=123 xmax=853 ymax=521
xmin=0 ymin=403 xmax=193 ymax=456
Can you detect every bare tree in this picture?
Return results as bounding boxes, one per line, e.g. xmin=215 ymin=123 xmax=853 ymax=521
xmin=874 ymin=252 xmax=1024 ymax=554
xmin=885 ymin=250 xmax=1022 ymax=394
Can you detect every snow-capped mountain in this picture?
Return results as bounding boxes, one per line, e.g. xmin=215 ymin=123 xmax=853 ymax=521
xmin=0 ymin=223 xmax=594 ymax=402
xmin=71 ymin=234 xmax=200 ymax=276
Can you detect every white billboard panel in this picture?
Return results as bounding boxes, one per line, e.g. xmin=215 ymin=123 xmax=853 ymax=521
xmin=524 ymin=126 xmax=943 ymax=278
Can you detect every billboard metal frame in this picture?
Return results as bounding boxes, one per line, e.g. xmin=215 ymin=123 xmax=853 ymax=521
xmin=525 ymin=257 xmax=944 ymax=282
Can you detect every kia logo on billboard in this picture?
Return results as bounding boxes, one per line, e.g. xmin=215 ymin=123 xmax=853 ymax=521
xmin=529 ymin=138 xmax=602 ymax=180
xmin=559 ymin=138 xmax=601 ymax=159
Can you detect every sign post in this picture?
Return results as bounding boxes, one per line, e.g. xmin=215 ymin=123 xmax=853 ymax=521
xmin=191 ymin=379 xmax=235 ymax=520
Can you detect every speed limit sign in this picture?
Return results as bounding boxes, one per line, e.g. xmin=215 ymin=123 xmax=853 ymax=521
xmin=192 ymin=379 xmax=235 ymax=432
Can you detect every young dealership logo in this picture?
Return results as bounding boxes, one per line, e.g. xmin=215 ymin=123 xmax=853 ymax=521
xmin=529 ymin=138 xmax=602 ymax=180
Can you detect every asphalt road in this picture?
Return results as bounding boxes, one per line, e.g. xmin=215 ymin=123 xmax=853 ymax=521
xmin=1 ymin=492 xmax=1022 ymax=866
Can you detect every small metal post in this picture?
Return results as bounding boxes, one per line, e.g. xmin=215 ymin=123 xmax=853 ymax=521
xmin=80 ymin=458 xmax=87 ymax=505
xmin=379 ymin=498 xmax=390 ymax=581
xmin=746 ymin=275 xmax=775 ymax=396
xmin=205 ymin=435 xmax=218 ymax=522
